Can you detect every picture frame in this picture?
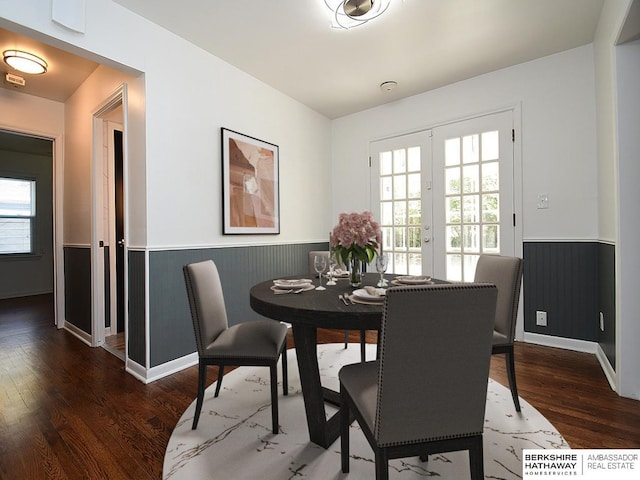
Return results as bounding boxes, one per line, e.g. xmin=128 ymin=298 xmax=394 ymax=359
xmin=221 ymin=128 xmax=280 ymax=234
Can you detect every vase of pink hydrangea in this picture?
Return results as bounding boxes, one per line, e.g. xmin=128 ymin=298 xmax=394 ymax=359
xmin=330 ymin=211 xmax=382 ymax=287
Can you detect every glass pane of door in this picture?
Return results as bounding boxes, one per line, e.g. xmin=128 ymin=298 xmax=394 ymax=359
xmin=433 ymin=111 xmax=514 ymax=281
xmin=370 ymin=132 xmax=432 ymax=276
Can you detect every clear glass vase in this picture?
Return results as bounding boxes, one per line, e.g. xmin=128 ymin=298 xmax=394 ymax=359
xmin=349 ymin=257 xmax=362 ymax=287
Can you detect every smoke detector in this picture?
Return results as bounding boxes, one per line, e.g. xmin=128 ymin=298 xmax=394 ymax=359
xmin=379 ymin=81 xmax=397 ymax=92
xmin=5 ymin=72 xmax=26 ymax=87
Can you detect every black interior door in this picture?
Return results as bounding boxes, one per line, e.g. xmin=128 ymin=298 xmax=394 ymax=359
xmin=114 ymin=129 xmax=125 ymax=333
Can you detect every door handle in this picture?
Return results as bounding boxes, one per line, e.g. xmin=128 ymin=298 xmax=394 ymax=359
xmin=117 ymin=239 xmax=125 ymax=247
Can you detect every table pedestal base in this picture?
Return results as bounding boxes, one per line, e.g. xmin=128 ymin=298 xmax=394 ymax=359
xmin=292 ymin=324 xmax=349 ymax=448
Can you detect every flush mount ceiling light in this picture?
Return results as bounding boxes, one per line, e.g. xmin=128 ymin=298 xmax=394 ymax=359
xmin=325 ymin=0 xmax=391 ymax=30
xmin=3 ymin=50 xmax=48 ymax=74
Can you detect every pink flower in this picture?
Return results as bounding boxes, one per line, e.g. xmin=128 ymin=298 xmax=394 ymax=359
xmin=330 ymin=211 xmax=381 ymax=264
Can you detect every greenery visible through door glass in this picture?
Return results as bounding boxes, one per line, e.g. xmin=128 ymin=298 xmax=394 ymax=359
xmin=445 ymin=167 xmax=460 ymax=194
xmin=482 ymin=162 xmax=499 ymax=191
xmin=482 ymin=194 xmax=499 ymax=222
xmin=462 ymin=164 xmax=479 ymax=193
xmin=407 ymin=173 xmax=421 ymax=198
xmin=393 ymin=175 xmax=406 ymax=199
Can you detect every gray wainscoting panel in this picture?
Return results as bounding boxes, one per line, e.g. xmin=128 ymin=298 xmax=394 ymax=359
xmin=128 ymin=250 xmax=146 ymax=366
xmin=523 ymin=242 xmax=598 ymax=341
xmin=63 ymin=246 xmax=91 ymax=334
xmin=597 ymin=243 xmax=616 ymax=368
xmin=148 ymin=243 xmax=327 ymax=368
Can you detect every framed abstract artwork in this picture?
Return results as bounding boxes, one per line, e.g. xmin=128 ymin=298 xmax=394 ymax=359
xmin=221 ymin=128 xmax=280 ymax=234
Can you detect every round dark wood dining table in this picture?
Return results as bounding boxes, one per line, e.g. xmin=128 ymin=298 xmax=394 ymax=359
xmin=250 ymin=274 xmax=388 ymax=448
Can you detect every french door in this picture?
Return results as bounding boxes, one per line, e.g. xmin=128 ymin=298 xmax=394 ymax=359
xmin=370 ymin=131 xmax=433 ymax=276
xmin=432 ymin=111 xmax=515 ymax=281
xmin=370 ymin=110 xmax=515 ymax=281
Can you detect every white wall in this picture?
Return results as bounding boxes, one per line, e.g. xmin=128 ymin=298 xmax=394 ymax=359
xmin=616 ymin=37 xmax=640 ymax=399
xmin=0 ymin=87 xmax=65 ymax=136
xmin=1 ymin=0 xmax=333 ymax=250
xmin=594 ymin=0 xmax=627 ymax=245
xmin=331 ymin=45 xmax=598 ymax=242
xmin=593 ymin=0 xmax=640 ymax=401
xmin=63 ymin=65 xmax=141 ymax=245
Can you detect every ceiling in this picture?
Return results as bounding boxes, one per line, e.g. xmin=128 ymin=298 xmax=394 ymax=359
xmin=113 ymin=0 xmax=606 ymax=118
xmin=0 ymin=27 xmax=99 ymax=103
xmin=2 ymin=0 xmax=607 ymax=120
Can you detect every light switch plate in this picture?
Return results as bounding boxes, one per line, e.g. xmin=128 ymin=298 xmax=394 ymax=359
xmin=537 ymin=194 xmax=549 ymax=209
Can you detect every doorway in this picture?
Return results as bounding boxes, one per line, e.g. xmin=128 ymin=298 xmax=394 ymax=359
xmin=369 ymin=110 xmax=519 ymax=281
xmin=91 ymin=85 xmax=128 ymax=361
xmin=0 ymin=129 xmax=59 ymax=316
xmin=102 ymin=123 xmax=125 ymax=359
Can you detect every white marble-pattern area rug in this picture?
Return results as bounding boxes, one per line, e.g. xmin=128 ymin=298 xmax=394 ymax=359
xmin=164 ymin=344 xmax=568 ymax=480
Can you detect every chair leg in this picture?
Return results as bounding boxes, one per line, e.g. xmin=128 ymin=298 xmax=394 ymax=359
xmin=340 ymin=388 xmax=350 ymax=473
xmin=192 ymin=361 xmax=207 ymax=429
xmin=374 ymin=448 xmax=389 ymax=480
xmin=270 ymin=363 xmax=279 ymax=434
xmin=360 ymin=330 xmax=366 ymax=362
xmin=469 ymin=435 xmax=484 ymax=480
xmin=344 ymin=329 xmax=349 ymax=349
xmin=281 ymin=345 xmax=288 ymax=396
xmin=214 ymin=364 xmax=224 ymax=398
xmin=505 ymin=349 xmax=521 ymax=412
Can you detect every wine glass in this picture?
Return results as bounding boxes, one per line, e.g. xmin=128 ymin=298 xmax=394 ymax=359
xmin=375 ymin=253 xmax=388 ymax=287
xmin=326 ymin=253 xmax=338 ymax=286
xmin=314 ymin=255 xmax=327 ymax=290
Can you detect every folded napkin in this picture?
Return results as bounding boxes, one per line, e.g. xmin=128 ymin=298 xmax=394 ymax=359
xmin=273 ymin=278 xmax=312 ymax=285
xmin=364 ymin=286 xmax=386 ymax=297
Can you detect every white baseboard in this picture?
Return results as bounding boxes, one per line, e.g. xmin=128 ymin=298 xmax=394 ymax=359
xmin=125 ymin=358 xmax=150 ymax=383
xmin=523 ymin=332 xmax=598 ymax=354
xmin=64 ymin=322 xmax=92 ymax=346
xmin=125 ymin=352 xmax=199 ymax=384
xmin=595 ymin=344 xmax=617 ymax=393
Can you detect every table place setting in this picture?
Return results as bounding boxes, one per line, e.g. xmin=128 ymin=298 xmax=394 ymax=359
xmin=327 ymin=268 xmax=349 ymax=279
xmin=347 ymin=286 xmax=386 ymax=305
xmin=390 ymin=275 xmax=433 ymax=286
xmin=270 ymin=278 xmax=315 ymax=294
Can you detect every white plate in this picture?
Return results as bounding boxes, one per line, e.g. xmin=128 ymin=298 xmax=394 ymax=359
xmin=270 ymin=284 xmax=315 ymax=293
xmin=394 ymin=275 xmax=432 ymax=285
xmin=352 ymin=288 xmax=385 ymax=301
xmin=273 ymin=279 xmax=313 ymax=288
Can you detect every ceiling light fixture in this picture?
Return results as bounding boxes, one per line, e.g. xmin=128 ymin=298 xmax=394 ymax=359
xmin=3 ymin=50 xmax=48 ymax=75
xmin=325 ymin=0 xmax=391 ymax=30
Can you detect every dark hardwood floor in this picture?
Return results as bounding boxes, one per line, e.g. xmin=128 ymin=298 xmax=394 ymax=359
xmin=1 ymin=294 xmax=638 ymax=479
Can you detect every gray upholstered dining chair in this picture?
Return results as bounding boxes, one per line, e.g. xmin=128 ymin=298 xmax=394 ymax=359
xmin=339 ymin=283 xmax=497 ymax=480
xmin=183 ymin=260 xmax=288 ymax=433
xmin=473 ymin=254 xmax=524 ymax=412
xmin=308 ymin=250 xmax=367 ymax=362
